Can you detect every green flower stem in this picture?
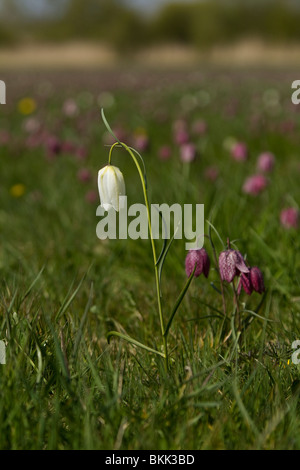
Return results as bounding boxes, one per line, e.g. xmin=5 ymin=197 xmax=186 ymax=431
xmin=110 ymin=141 xmax=168 ymax=371
xmin=108 ymin=141 xmax=119 ymax=165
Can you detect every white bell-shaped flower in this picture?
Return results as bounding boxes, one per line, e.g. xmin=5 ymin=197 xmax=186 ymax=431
xmin=98 ymin=164 xmax=125 ymax=212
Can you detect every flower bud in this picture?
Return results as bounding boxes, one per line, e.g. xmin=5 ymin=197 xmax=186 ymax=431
xmin=98 ymin=164 xmax=125 ymax=212
xmin=185 ymin=248 xmax=210 ymax=278
xmin=250 ymin=266 xmax=265 ymax=294
xmin=219 ymin=249 xmax=249 ymax=283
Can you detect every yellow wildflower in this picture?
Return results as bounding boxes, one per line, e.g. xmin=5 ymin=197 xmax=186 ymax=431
xmin=18 ymin=97 xmax=37 ymax=115
xmin=10 ymin=184 xmax=26 ymax=197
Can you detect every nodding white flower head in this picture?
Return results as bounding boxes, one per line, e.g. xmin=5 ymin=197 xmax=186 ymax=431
xmin=98 ymin=164 xmax=125 ymax=212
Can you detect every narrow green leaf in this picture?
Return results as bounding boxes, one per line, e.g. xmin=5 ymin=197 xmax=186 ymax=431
xmin=241 ymin=308 xmax=276 ymax=323
xmin=46 ymin=317 xmax=70 ymax=382
xmin=249 ymin=228 xmax=279 ymax=263
xmin=207 ymin=219 xmax=225 ymax=249
xmin=107 ymin=331 xmax=165 ymax=358
xmin=155 ymin=209 xmax=168 ymax=267
xmin=101 ymin=111 xmax=149 ymax=188
xmin=210 ymin=281 xmax=222 ymax=295
xmin=193 ymin=401 xmax=221 ymax=408
xmin=4 ymin=289 xmax=18 ymax=339
xmin=101 ymin=108 xmax=120 ymax=143
xmin=82 ymin=344 xmax=106 ymax=392
xmin=55 ymin=266 xmax=91 ymax=322
xmin=191 ymin=298 xmax=227 ymax=318
xmin=21 ymin=264 xmax=45 ymax=303
xmin=157 ymin=221 xmax=181 ymax=289
xmin=232 ymin=381 xmax=259 ymax=437
xmin=72 ymin=282 xmax=94 ymax=361
xmin=128 ymin=146 xmax=147 ymax=189
xmin=164 ymin=265 xmax=196 ymax=337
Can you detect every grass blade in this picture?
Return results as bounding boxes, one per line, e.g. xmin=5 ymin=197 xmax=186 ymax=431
xmin=164 ymin=265 xmax=196 ymax=337
xmin=72 ymin=281 xmax=94 ymax=361
xmin=107 ymin=331 xmax=165 ymax=358
xmin=55 ymin=267 xmax=91 ymax=322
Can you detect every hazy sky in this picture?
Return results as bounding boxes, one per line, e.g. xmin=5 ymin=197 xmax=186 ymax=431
xmin=0 ymin=0 xmax=69 ymax=18
xmin=124 ymin=0 xmax=197 ymax=14
xmin=0 ymin=0 xmax=197 ymax=18
xmin=2 ymin=0 xmax=293 ymax=18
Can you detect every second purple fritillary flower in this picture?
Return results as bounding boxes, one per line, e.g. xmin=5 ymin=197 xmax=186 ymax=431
xmin=185 ymin=248 xmax=210 ymax=278
xmin=250 ymin=266 xmax=265 ymax=294
xmin=237 ymin=272 xmax=253 ymax=296
xmin=219 ymin=249 xmax=249 ymax=283
xmin=238 ymin=266 xmax=265 ymax=295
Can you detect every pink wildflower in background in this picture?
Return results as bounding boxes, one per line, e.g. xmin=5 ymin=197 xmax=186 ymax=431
xmin=158 ymin=145 xmax=171 ymax=161
xmin=45 ymin=135 xmax=61 ymax=159
xmin=231 ymin=141 xmax=248 ymax=162
xmin=257 ymin=151 xmax=275 ymax=173
xmin=280 ymin=207 xmax=299 ymax=229
xmin=133 ymin=133 xmax=149 ymax=152
xmin=77 ymin=168 xmax=92 ymax=183
xmin=23 ymin=117 xmax=41 ymax=134
xmin=62 ymin=98 xmax=79 ymax=117
xmin=204 ymin=166 xmax=219 ymax=182
xmin=173 ymin=119 xmax=189 ymax=145
xmin=61 ymin=140 xmax=76 ymax=154
xmin=192 ymin=119 xmax=207 ymax=135
xmin=278 ymin=120 xmax=295 ymax=135
xmin=85 ymin=190 xmax=98 ymax=204
xmin=75 ymin=146 xmax=88 ymax=160
xmin=0 ymin=130 xmax=10 ymax=145
xmin=242 ymin=174 xmax=268 ymax=195
xmin=174 ymin=129 xmax=189 ymax=146
xmin=180 ymin=143 xmax=196 ymax=163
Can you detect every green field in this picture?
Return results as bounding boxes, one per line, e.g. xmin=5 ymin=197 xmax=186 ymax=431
xmin=0 ymin=67 xmax=300 ymax=450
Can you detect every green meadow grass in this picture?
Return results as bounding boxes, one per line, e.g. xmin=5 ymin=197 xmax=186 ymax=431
xmin=0 ymin=68 xmax=300 ymax=450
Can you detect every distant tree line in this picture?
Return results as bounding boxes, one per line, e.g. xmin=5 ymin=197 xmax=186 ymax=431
xmin=1 ymin=0 xmax=300 ymax=50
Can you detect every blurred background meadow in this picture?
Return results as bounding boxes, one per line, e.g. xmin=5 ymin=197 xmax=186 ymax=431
xmin=0 ymin=0 xmax=300 ymax=450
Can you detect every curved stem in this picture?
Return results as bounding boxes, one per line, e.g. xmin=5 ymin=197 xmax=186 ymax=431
xmin=111 ymin=141 xmax=168 ymax=371
xmin=108 ymin=142 xmax=120 ymax=165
